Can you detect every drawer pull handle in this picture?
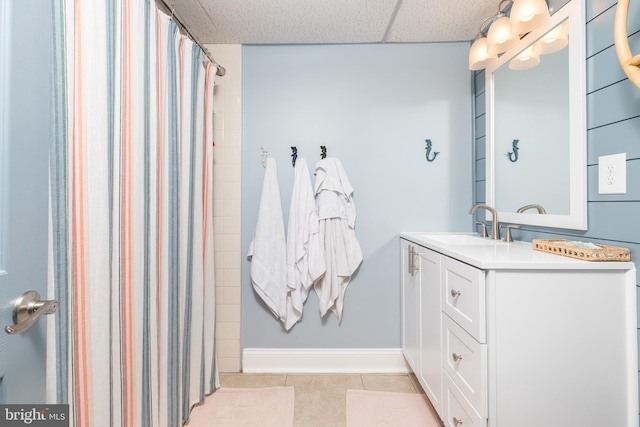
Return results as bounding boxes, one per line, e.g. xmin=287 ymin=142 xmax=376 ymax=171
xmin=450 ymin=289 xmax=461 ymax=298
xmin=452 ymin=353 xmax=463 ymax=362
xmin=453 ymin=417 xmax=464 ymax=426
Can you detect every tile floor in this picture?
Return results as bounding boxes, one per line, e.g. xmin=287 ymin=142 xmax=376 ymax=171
xmin=218 ymin=373 xmax=441 ymax=426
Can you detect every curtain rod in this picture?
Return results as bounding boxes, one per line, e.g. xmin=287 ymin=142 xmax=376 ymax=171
xmin=155 ymin=0 xmax=226 ymax=76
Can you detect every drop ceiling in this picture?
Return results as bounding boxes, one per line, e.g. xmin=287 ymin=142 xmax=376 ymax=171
xmin=168 ymin=0 xmax=499 ymax=45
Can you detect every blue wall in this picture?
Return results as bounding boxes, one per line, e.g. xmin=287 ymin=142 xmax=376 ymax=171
xmin=242 ymin=43 xmax=472 ymax=349
xmin=474 ymin=0 xmax=640 ymax=416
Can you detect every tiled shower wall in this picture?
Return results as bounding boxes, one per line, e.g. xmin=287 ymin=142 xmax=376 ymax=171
xmin=206 ymin=44 xmax=242 ymax=373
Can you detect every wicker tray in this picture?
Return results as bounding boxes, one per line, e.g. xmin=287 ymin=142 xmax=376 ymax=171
xmin=532 ymin=239 xmax=631 ymax=262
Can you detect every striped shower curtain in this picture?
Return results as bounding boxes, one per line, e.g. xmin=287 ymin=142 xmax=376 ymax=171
xmin=48 ymin=1 xmax=218 ymax=426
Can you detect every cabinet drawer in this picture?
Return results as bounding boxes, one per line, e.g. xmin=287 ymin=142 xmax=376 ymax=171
xmin=442 ymin=315 xmax=487 ymax=416
xmin=443 ymin=372 xmax=485 ymax=427
xmin=441 ymin=256 xmax=486 ymax=342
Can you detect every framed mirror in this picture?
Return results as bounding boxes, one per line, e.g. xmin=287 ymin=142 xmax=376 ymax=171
xmin=485 ymin=0 xmax=586 ymax=229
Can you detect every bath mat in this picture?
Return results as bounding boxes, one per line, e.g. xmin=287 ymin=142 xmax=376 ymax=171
xmin=187 ymin=386 xmax=294 ymax=427
xmin=346 ymin=389 xmax=440 ymax=427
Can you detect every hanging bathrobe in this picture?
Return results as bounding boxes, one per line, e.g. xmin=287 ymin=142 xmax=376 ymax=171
xmin=247 ymin=158 xmax=287 ymax=322
xmin=313 ymin=157 xmax=363 ymax=322
xmin=285 ymin=158 xmax=326 ymax=330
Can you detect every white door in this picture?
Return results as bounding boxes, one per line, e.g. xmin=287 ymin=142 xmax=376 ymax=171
xmin=0 ymin=0 xmax=54 ymax=403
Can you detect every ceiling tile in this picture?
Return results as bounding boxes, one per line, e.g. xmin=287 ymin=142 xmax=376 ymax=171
xmin=387 ymin=0 xmax=496 ymax=42
xmin=188 ymin=0 xmax=400 ymax=44
xmin=171 ymin=0 xmax=503 ymax=45
xmin=172 ymin=0 xmax=221 ymax=42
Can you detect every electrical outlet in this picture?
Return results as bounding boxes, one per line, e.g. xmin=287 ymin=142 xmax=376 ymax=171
xmin=598 ymin=153 xmax=626 ymax=194
xmin=606 ymin=164 xmax=615 ymax=185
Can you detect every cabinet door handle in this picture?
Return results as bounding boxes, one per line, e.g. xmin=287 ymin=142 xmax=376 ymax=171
xmin=408 ymin=245 xmax=414 ymax=274
xmin=408 ymin=245 xmax=419 ymax=275
xmin=411 ymin=249 xmax=419 ymax=274
xmin=453 ymin=416 xmax=464 ymax=426
xmin=452 ymin=353 xmax=463 ymax=362
xmin=450 ymin=289 xmax=461 ymax=298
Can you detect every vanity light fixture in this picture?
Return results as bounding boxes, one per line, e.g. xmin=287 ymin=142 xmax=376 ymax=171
xmin=468 ymin=0 xmax=551 ymax=71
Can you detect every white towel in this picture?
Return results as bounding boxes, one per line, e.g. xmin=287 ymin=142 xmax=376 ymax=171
xmin=284 ymin=159 xmax=326 ymax=330
xmin=247 ymin=158 xmax=287 ymax=322
xmin=313 ymin=157 xmax=363 ymax=322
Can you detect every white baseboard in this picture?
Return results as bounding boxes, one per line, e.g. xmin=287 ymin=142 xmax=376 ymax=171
xmin=242 ymin=348 xmax=410 ymax=374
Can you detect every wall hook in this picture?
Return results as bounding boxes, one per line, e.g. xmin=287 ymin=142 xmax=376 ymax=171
xmin=260 ymin=146 xmax=268 ymax=168
xmin=320 ymin=145 xmax=327 ymax=159
xmin=291 ymin=146 xmax=298 ymax=167
xmin=506 ymin=139 xmax=519 ymax=162
xmin=425 ymin=139 xmax=439 ymax=162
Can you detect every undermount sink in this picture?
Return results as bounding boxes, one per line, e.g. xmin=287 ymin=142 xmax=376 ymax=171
xmin=418 ymin=234 xmax=509 ymax=245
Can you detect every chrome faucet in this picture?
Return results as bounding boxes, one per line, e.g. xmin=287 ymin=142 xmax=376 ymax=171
xmin=517 ymin=204 xmax=547 ymax=214
xmin=469 ymin=204 xmax=500 ymax=240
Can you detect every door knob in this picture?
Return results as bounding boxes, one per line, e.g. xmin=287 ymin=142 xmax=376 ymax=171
xmin=5 ymin=290 xmax=58 ymax=335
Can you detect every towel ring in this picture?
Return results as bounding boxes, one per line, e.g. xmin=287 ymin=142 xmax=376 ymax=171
xmin=291 ymin=146 xmax=298 ymax=167
xmin=614 ymin=0 xmax=640 ymax=88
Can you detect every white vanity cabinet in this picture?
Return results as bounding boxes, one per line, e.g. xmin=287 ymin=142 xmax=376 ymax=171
xmin=400 ymin=234 xmax=639 ymax=427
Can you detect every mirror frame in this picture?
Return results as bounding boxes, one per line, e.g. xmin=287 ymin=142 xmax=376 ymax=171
xmin=485 ymin=0 xmax=587 ymax=230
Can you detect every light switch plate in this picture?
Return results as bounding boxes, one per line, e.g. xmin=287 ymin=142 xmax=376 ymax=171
xmin=598 ymin=153 xmax=626 ymax=194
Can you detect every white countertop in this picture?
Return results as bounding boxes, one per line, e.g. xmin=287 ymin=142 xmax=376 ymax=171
xmin=400 ymin=232 xmax=635 ymax=270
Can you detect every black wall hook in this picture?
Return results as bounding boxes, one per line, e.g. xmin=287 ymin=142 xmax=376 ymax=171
xmin=291 ymin=146 xmax=298 ymax=167
xmin=425 ymin=139 xmax=439 ymax=162
xmin=320 ymin=146 xmax=327 ymax=159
